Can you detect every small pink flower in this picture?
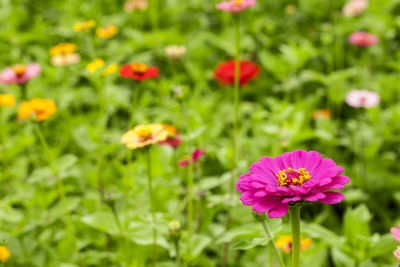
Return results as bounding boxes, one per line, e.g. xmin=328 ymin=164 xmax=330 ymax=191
xmin=342 ymin=0 xmax=368 ymax=17
xmin=216 ymin=0 xmax=256 ymax=12
xmin=178 ymin=149 xmax=206 ymax=167
xmin=345 ymin=89 xmax=380 ymax=108
xmin=159 ymin=137 xmax=182 ymax=149
xmin=391 ymin=224 xmax=400 ymax=242
xmin=0 ymin=63 xmax=41 ymax=84
xmin=349 ymin=31 xmax=378 ymax=47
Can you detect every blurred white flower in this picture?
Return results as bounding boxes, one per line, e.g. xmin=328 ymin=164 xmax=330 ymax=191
xmin=342 ymin=0 xmax=368 ymax=17
xmin=345 ymin=89 xmax=380 ymax=108
xmin=165 ymin=45 xmax=187 ymax=60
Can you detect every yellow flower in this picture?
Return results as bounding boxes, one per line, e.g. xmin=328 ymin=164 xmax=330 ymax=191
xmin=165 ymin=45 xmax=187 ymax=60
xmin=275 ymin=235 xmax=312 ymax=254
xmin=18 ymin=98 xmax=57 ymax=122
xmin=49 ymin=43 xmax=78 ymax=57
xmin=102 ymin=63 xmax=119 ymax=76
xmin=121 ymin=124 xmax=169 ymax=149
xmin=0 ymin=246 xmax=10 ymax=263
xmin=0 ymin=94 xmax=16 ymax=107
xmin=86 ymin=58 xmax=105 ymax=72
xmin=73 ymin=20 xmax=96 ymax=32
xmin=96 ymin=25 xmax=119 ymax=39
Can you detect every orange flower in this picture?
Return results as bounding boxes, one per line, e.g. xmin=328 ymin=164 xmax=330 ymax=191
xmin=312 ymin=109 xmax=331 ymax=120
xmin=0 ymin=246 xmax=10 ymax=263
xmin=18 ymin=98 xmax=57 ymax=122
xmin=0 ymin=94 xmax=16 ymax=107
xmin=276 ymin=235 xmax=312 ymax=254
xmin=121 ymin=124 xmax=169 ymax=149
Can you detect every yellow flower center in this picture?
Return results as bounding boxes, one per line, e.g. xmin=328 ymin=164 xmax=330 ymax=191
xmin=12 ymin=64 xmax=26 ymax=76
xmin=135 ymin=125 xmax=153 ymax=140
xmin=234 ymin=0 xmax=243 ymax=5
xmin=131 ymin=63 xmax=148 ymax=74
xmin=275 ymin=167 xmax=311 ymax=187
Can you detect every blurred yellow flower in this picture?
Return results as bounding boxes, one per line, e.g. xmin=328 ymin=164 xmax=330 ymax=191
xmin=73 ymin=20 xmax=96 ymax=32
xmin=276 ymin=235 xmax=312 ymax=254
xmin=86 ymin=58 xmax=105 ymax=72
xmin=18 ymin=98 xmax=57 ymax=122
xmin=102 ymin=63 xmax=119 ymax=76
xmin=49 ymin=43 xmax=78 ymax=57
xmin=121 ymin=124 xmax=169 ymax=149
xmin=96 ymin=25 xmax=119 ymax=39
xmin=0 ymin=94 xmax=16 ymax=107
xmin=0 ymin=246 xmax=10 ymax=262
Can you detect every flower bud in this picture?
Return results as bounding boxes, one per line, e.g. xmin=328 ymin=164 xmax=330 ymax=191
xmin=168 ymin=220 xmax=182 ymax=242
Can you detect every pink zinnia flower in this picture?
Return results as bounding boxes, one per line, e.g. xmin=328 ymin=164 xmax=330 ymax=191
xmin=237 ymin=150 xmax=349 ymax=218
xmin=216 ymin=0 xmax=256 ymax=12
xmin=391 ymin=224 xmax=400 ymax=242
xmin=345 ymin=89 xmax=380 ymax=108
xmin=342 ymin=0 xmax=368 ymax=17
xmin=178 ymin=149 xmax=206 ymax=166
xmin=349 ymin=31 xmax=378 ymax=47
xmin=0 ymin=63 xmax=41 ymax=84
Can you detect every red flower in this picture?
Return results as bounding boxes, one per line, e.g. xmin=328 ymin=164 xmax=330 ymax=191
xmin=214 ymin=59 xmax=260 ymax=86
xmin=159 ymin=137 xmax=182 ymax=148
xmin=178 ymin=149 xmax=206 ymax=167
xmin=119 ymin=62 xmax=159 ymax=81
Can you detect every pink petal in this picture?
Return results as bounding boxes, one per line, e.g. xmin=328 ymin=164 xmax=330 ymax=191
xmin=267 ymin=202 xmax=289 ymax=218
xmin=319 ymin=192 xmax=345 ymax=204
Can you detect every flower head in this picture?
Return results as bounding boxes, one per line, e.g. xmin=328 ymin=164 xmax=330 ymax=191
xmin=86 ymin=58 xmax=105 ymax=72
xmin=73 ymin=20 xmax=96 ymax=32
xmin=18 ymin=98 xmax=57 ymax=122
xmin=237 ymin=150 xmax=349 ymax=218
xmin=102 ymin=63 xmax=119 ymax=76
xmin=342 ymin=0 xmax=368 ymax=17
xmin=159 ymin=124 xmax=181 ymax=148
xmin=121 ymin=124 xmax=169 ymax=149
xmin=178 ymin=149 xmax=206 ymax=167
xmin=0 ymin=94 xmax=16 ymax=107
xmin=276 ymin=235 xmax=312 ymax=254
xmin=165 ymin=45 xmax=187 ymax=60
xmin=0 ymin=246 xmax=10 ymax=263
xmin=120 ymin=63 xmax=159 ymax=81
xmin=124 ymin=0 xmax=148 ymax=12
xmin=345 ymin=89 xmax=380 ymax=108
xmin=391 ymin=224 xmax=400 ymax=242
xmin=349 ymin=31 xmax=378 ymax=47
xmin=0 ymin=63 xmax=41 ymax=84
xmin=216 ymin=0 xmax=256 ymax=12
xmin=394 ymin=246 xmax=400 ymax=263
xmin=312 ymin=109 xmax=331 ymax=120
xmin=50 ymin=43 xmax=80 ymax=66
xmin=214 ymin=60 xmax=260 ymax=86
xmin=96 ymin=25 xmax=119 ymax=39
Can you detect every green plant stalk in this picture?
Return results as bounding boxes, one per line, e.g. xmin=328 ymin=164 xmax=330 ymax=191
xmin=150 ymin=0 xmax=159 ymax=30
xmin=289 ymin=206 xmax=301 ymax=267
xmin=223 ymin=13 xmax=241 ymax=267
xmin=127 ymin=83 xmax=141 ymax=178
xmin=33 ymin=123 xmax=77 ymax=246
xmin=180 ymin=101 xmax=195 ymax=264
xmin=260 ymin=220 xmax=286 ymax=267
xmin=0 ymin=107 xmax=7 ymax=181
xmin=96 ymin=78 xmax=106 ymax=202
xmin=146 ymin=147 xmax=157 ymax=267
xmin=85 ymin=34 xmax=96 ymax=60
xmin=174 ymin=240 xmax=180 ymax=267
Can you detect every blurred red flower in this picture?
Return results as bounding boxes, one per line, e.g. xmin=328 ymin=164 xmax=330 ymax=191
xmin=178 ymin=149 xmax=206 ymax=167
xmin=214 ymin=59 xmax=260 ymax=86
xmin=120 ymin=62 xmax=158 ymax=81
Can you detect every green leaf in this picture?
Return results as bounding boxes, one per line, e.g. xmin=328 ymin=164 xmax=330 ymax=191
xmin=81 ymin=212 xmax=119 ymax=235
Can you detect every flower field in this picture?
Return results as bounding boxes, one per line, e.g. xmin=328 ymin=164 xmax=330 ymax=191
xmin=1 ymin=0 xmax=400 ymax=266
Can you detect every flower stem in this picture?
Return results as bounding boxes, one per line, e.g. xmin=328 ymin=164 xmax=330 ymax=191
xmin=289 ymin=206 xmax=301 ymax=267
xmin=146 ymin=147 xmax=157 ymax=267
xmin=174 ymin=240 xmax=181 ymax=267
xmin=260 ymin=220 xmax=286 ymax=267
xmin=223 ymin=13 xmax=241 ymax=267
xmin=0 ymin=107 xmax=7 ymax=181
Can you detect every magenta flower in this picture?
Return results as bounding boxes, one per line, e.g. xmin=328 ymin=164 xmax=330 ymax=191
xmin=345 ymin=89 xmax=380 ymax=108
xmin=391 ymin=224 xmax=400 ymax=242
xmin=349 ymin=31 xmax=378 ymax=47
xmin=178 ymin=149 xmax=206 ymax=167
xmin=0 ymin=63 xmax=41 ymax=84
xmin=216 ymin=0 xmax=256 ymax=12
xmin=236 ymin=150 xmax=349 ymax=218
xmin=159 ymin=137 xmax=182 ymax=149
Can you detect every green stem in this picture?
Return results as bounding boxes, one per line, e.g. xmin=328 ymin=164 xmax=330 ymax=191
xmin=150 ymin=0 xmax=159 ymax=30
xmin=223 ymin=13 xmax=241 ymax=267
xmin=289 ymin=206 xmax=301 ymax=267
xmin=146 ymin=147 xmax=157 ymax=267
xmin=174 ymin=240 xmax=180 ymax=267
xmin=260 ymin=220 xmax=286 ymax=267
xmin=0 ymin=107 xmax=7 ymax=181
xmin=96 ymin=79 xmax=106 ymax=202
